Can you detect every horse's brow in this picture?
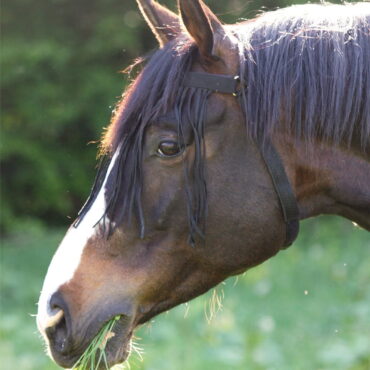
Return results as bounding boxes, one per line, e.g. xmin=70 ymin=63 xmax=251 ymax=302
xmin=154 ymin=112 xmax=178 ymax=128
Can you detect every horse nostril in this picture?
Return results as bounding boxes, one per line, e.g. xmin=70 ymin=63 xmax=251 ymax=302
xmin=45 ymin=292 xmax=71 ymax=354
xmin=47 ymin=292 xmax=67 ymax=325
xmin=49 ymin=291 xmax=68 ymax=315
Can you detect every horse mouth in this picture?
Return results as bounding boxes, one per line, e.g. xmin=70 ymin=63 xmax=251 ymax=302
xmin=50 ymin=316 xmax=134 ymax=369
xmin=48 ymin=301 xmax=170 ymax=369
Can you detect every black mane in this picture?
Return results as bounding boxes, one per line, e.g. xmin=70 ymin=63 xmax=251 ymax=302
xmin=236 ymin=3 xmax=370 ymax=147
xmin=76 ymin=3 xmax=370 ymax=238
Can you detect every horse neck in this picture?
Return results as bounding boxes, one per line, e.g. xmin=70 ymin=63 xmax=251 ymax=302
xmin=272 ymin=134 xmax=370 ymax=231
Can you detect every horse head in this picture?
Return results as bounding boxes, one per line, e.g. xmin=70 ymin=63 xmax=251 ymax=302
xmin=37 ymin=1 xmax=370 ymax=368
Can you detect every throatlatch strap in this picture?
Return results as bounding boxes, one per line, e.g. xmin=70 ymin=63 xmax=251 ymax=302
xmin=260 ymin=140 xmax=300 ymax=247
xmin=184 ymin=72 xmax=240 ymax=95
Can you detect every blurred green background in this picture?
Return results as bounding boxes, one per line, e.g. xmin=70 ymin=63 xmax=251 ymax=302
xmin=1 ymin=0 xmax=369 ymax=369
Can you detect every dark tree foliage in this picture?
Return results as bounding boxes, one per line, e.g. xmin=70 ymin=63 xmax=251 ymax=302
xmin=0 ymin=0 xmax=338 ymax=232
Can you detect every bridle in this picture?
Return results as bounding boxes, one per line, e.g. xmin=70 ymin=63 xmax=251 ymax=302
xmin=184 ymin=71 xmax=300 ymax=247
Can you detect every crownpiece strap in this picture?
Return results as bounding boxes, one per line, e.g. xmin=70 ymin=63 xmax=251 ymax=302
xmin=184 ymin=72 xmax=240 ymax=95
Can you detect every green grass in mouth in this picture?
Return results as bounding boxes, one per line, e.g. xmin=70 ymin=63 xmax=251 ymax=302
xmin=72 ymin=315 xmax=121 ymax=370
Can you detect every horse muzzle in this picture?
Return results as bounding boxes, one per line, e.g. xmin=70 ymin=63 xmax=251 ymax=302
xmin=37 ymin=292 xmax=135 ymax=369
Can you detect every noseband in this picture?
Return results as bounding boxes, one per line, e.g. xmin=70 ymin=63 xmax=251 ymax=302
xmin=184 ymin=72 xmax=300 ymax=247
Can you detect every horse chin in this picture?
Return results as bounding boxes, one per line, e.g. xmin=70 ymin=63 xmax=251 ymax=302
xmin=100 ymin=307 xmax=137 ymax=367
xmin=97 ymin=319 xmax=133 ymax=369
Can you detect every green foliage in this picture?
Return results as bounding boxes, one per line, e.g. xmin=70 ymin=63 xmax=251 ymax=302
xmin=1 ymin=217 xmax=369 ymax=369
xmin=1 ymin=0 xmax=147 ymax=231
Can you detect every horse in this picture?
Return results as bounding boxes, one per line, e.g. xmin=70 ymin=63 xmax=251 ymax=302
xmin=37 ymin=0 xmax=370 ymax=368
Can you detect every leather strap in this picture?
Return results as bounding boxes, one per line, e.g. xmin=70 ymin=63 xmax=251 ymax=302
xmin=259 ymin=140 xmax=300 ymax=247
xmin=183 ymin=71 xmax=300 ymax=247
xmin=184 ymin=72 xmax=240 ymax=95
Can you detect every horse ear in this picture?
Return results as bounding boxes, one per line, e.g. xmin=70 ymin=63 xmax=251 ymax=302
xmin=178 ymin=0 xmax=232 ymax=63
xmin=136 ymin=0 xmax=180 ymax=46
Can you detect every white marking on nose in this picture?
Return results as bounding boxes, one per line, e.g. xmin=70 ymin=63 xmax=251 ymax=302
xmin=37 ymin=147 xmax=120 ymax=334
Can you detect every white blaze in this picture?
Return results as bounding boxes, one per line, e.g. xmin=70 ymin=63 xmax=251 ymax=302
xmin=37 ymin=148 xmax=120 ymax=333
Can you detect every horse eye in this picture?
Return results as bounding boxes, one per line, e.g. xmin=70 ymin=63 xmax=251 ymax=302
xmin=157 ymin=140 xmax=181 ymax=157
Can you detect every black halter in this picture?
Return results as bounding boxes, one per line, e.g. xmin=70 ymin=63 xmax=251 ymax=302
xmin=184 ymin=72 xmax=300 ymax=247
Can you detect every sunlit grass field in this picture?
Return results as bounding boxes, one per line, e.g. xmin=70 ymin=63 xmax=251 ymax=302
xmin=1 ymin=216 xmax=369 ymax=370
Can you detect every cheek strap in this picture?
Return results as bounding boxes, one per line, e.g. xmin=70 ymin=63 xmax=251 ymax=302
xmin=259 ymin=139 xmax=300 ymax=247
xmin=183 ymin=71 xmax=300 ymax=247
